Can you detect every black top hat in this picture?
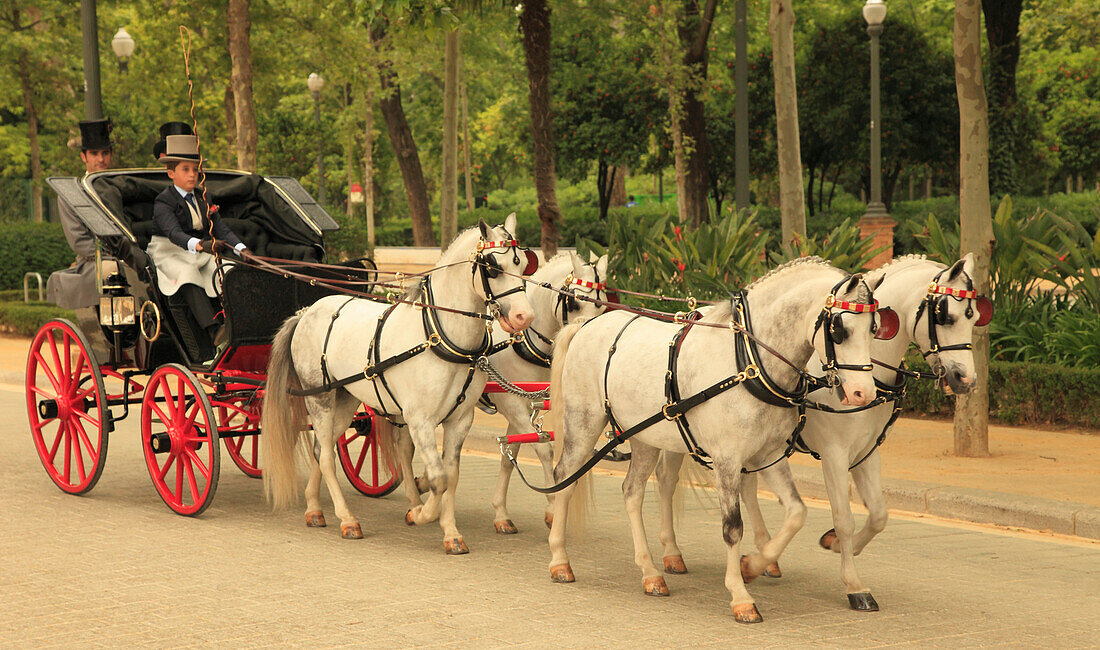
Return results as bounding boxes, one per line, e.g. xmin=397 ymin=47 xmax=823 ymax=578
xmin=79 ymin=119 xmax=113 ymax=151
xmin=158 ymin=121 xmax=194 ymax=139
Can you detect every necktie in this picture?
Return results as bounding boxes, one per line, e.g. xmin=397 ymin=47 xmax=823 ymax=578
xmin=183 ymin=193 xmax=202 ymax=230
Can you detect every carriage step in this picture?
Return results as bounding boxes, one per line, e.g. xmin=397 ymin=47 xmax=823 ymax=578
xmin=496 ymin=431 xmax=554 ymax=445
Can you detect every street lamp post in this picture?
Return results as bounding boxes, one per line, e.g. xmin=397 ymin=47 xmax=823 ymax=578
xmin=308 ymin=73 xmax=327 ymax=206
xmin=80 ymin=0 xmax=103 ymax=120
xmin=859 ymin=0 xmax=895 ymax=268
xmin=111 ymin=28 xmax=135 ymax=73
xmin=863 ymin=0 xmax=888 ymax=220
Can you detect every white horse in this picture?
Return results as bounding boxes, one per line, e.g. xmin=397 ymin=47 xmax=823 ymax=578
xmin=484 ymin=251 xmax=609 ymax=534
xmin=262 ymin=217 xmax=534 ymax=554
xmin=545 ymin=258 xmax=881 ymax=623
xmin=651 ymin=254 xmax=988 ymax=612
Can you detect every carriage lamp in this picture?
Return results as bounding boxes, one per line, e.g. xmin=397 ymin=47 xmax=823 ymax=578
xmin=862 ymin=0 xmax=887 ymax=26
xmin=307 ymin=73 xmax=327 ymax=205
xmin=100 ymin=294 xmax=136 ymax=328
xmin=111 ymin=28 xmax=135 ymax=73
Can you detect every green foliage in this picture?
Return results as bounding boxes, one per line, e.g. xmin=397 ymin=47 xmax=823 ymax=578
xmin=769 ymin=218 xmax=884 ymax=273
xmin=0 ymin=302 xmax=75 ymax=337
xmin=575 ymin=209 xmax=769 ymax=305
xmin=902 ymin=351 xmax=1100 ymax=429
xmin=0 ymin=222 xmax=74 ymax=290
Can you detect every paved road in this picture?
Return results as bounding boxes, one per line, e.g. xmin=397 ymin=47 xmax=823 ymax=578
xmin=3 ymin=384 xmax=1098 ymax=648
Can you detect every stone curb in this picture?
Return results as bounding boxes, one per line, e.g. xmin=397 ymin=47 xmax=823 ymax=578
xmin=787 ymin=464 xmax=1100 ymax=540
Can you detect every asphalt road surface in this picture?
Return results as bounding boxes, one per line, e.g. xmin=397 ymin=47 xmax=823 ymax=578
xmin=3 ymin=383 xmax=1097 ymax=648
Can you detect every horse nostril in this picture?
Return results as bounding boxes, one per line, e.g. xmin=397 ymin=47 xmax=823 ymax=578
xmin=852 ymin=390 xmax=865 ymax=402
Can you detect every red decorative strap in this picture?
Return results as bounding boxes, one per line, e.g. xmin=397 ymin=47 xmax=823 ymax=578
xmin=570 ymin=277 xmax=606 ymax=291
xmin=476 ymin=239 xmax=519 ymax=251
xmin=929 ymin=284 xmax=976 ymax=299
xmin=833 ymin=299 xmax=879 ymax=313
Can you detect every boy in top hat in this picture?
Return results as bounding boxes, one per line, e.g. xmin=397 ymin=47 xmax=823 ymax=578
xmin=152 ymin=121 xmax=193 ymax=161
xmin=150 ymin=134 xmax=248 ymax=354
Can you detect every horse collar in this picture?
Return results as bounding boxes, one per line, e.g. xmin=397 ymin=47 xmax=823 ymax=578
xmin=422 ymin=276 xmax=492 ymax=364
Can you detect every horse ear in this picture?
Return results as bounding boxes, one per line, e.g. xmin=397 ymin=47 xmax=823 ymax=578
xmin=569 ymin=250 xmax=585 ymax=276
xmin=961 ymin=252 xmax=976 ymax=278
xmin=596 ymin=254 xmax=609 ymax=277
xmin=478 ymin=219 xmax=490 ymax=240
xmin=869 ymin=273 xmax=886 ymax=292
xmin=844 ymin=273 xmax=863 ymax=296
xmin=504 ymin=212 xmax=518 ymax=236
xmin=588 ymin=250 xmax=599 ymax=264
xmin=947 ymin=258 xmax=966 ymax=282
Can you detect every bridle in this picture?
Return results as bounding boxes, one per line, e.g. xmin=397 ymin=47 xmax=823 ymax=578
xmin=912 ymin=268 xmax=994 ymax=375
xmin=472 ymin=234 xmax=537 ymax=319
xmin=810 ymin=276 xmax=880 ymax=387
xmin=555 ymin=270 xmax=607 ymax=325
xmin=510 ymin=263 xmax=607 ymax=369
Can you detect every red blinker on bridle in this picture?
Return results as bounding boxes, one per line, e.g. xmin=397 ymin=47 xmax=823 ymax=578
xmin=476 ymin=239 xmax=539 ymax=276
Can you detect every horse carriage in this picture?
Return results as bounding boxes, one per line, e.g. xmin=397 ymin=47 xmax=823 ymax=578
xmin=28 ymin=169 xmax=397 ymax=516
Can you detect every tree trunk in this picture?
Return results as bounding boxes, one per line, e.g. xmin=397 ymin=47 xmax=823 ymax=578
xmin=372 ymin=24 xmax=435 ymax=247
xmin=345 ymin=85 xmax=355 ymax=219
xmin=227 ymin=0 xmax=257 ymax=172
xmin=460 ymin=64 xmax=474 ymax=212
xmin=441 ymin=29 xmax=460 ymax=247
xmin=953 ymin=0 xmax=994 ymax=458
xmin=18 ymin=52 xmax=42 ymax=222
xmin=224 ymin=86 xmax=237 ymax=153
xmin=363 ymin=82 xmax=376 ymax=254
xmin=519 ymin=0 xmax=562 ymax=255
xmin=610 ymin=166 xmax=628 ymax=206
xmin=981 ymin=0 xmax=1022 ymax=196
xmin=769 ymin=0 xmax=807 ymax=247
xmin=678 ymin=0 xmax=718 ymax=227
xmin=597 ymin=160 xmax=617 ymax=220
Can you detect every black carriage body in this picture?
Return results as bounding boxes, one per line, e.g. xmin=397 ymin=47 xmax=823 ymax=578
xmin=45 ymin=169 xmax=352 ymax=373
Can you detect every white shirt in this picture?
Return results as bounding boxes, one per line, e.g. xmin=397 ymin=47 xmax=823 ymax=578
xmin=173 ymin=185 xmax=246 ymax=255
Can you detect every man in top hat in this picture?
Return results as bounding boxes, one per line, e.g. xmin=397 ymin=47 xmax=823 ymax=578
xmin=152 ymin=121 xmax=193 ymax=161
xmin=47 ymin=119 xmax=114 ymax=311
xmin=150 ymin=134 xmax=248 ymax=356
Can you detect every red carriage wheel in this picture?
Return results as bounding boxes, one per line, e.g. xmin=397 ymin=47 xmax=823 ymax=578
xmin=25 ymin=319 xmax=111 ymax=495
xmin=141 ymin=364 xmax=220 ymax=515
xmin=216 ymin=394 xmax=262 ymax=478
xmin=337 ymin=410 xmax=400 ymax=497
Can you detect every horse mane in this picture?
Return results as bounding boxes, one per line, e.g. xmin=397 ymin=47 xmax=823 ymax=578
xmin=698 ymin=256 xmax=844 ymax=325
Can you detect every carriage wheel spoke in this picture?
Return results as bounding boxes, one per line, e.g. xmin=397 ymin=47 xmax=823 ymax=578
xmin=372 ymin=439 xmax=380 ymax=480
xmin=63 ymin=334 xmax=72 ymax=381
xmin=30 ymin=385 xmax=54 ymax=400
xmin=175 ymin=455 xmax=184 ymax=497
xmin=183 ymin=457 xmax=200 ymax=504
xmin=158 ymin=451 xmax=176 ymax=481
xmin=72 ymin=417 xmax=97 ymax=459
xmin=185 ymin=447 xmax=212 ymax=480
xmin=72 ymin=427 xmax=87 ymax=482
xmin=34 ymin=353 xmax=62 ymax=393
xmin=47 ymin=421 xmax=66 ymax=464
xmin=176 ymin=378 xmax=187 ymax=420
xmin=74 ymin=409 xmax=101 ymax=428
xmin=354 ymin=438 xmax=369 ymax=475
xmin=182 ymin=401 xmax=202 ymax=435
xmin=67 ymin=354 xmax=87 ymax=397
xmin=150 ymin=402 xmax=172 ymax=426
xmin=62 ymin=425 xmax=72 ymax=482
xmin=46 ymin=336 xmax=66 ymax=391
xmin=344 ymin=430 xmax=360 ymax=444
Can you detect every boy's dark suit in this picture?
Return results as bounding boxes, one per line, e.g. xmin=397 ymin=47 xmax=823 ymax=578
xmin=153 ymin=186 xmax=243 ymax=250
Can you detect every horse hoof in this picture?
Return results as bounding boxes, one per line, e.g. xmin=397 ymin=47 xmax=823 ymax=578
xmin=544 ymin=512 xmax=554 ymax=528
xmin=550 ymin=564 xmax=575 ymax=583
xmin=819 ymin=528 xmax=838 ymax=550
xmin=848 ymin=592 xmax=879 ymax=611
xmin=643 ymin=576 xmax=670 ymax=596
xmin=763 ymin=562 xmax=782 ymax=578
xmin=732 ymin=603 xmax=763 ymax=624
xmin=444 ymin=538 xmax=469 ymax=555
xmin=739 ymin=555 xmax=760 ymax=583
xmin=340 ymin=523 xmax=363 ymax=539
xmin=305 ymin=511 xmax=326 ymax=528
xmin=663 ymin=555 xmax=688 ymax=574
xmin=494 ymin=519 xmax=519 ymax=535
xmin=405 ymin=509 xmax=417 ymax=526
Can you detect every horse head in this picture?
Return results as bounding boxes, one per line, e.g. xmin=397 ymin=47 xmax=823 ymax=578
xmin=810 ymin=273 xmax=878 ymax=407
xmin=913 ymin=253 xmax=989 ymax=394
xmin=471 ymin=214 xmax=535 ymax=334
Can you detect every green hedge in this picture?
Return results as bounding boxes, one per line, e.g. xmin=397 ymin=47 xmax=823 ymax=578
xmin=0 ymin=223 xmax=74 ymax=291
xmin=0 ymin=302 xmax=76 ymax=337
xmin=902 ymin=351 xmax=1100 ymax=429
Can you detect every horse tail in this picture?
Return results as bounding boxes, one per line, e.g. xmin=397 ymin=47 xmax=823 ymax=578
xmin=262 ymin=311 xmax=307 ymax=510
xmin=547 ymin=321 xmax=584 ymax=466
xmin=547 ymin=321 xmax=593 ymax=538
